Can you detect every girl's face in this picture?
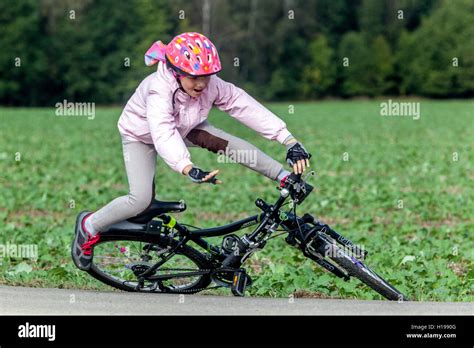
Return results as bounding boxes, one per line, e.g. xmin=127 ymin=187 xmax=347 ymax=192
xmin=180 ymin=75 xmax=211 ymax=98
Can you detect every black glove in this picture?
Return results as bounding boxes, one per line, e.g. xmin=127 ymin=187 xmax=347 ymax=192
xmin=188 ymin=167 xmax=218 ymax=184
xmin=286 ymin=142 xmax=311 ymax=166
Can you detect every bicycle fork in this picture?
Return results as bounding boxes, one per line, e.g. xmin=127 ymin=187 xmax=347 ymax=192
xmin=283 ymin=213 xmax=355 ymax=281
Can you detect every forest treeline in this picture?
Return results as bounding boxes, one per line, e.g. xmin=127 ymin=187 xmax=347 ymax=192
xmin=0 ymin=0 xmax=473 ymax=105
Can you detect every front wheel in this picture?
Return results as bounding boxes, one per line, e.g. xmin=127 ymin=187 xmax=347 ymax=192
xmin=88 ymin=231 xmax=213 ymax=294
xmin=325 ymin=241 xmax=408 ymax=301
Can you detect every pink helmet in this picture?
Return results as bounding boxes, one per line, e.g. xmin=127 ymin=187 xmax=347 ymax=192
xmin=145 ymin=32 xmax=222 ymax=77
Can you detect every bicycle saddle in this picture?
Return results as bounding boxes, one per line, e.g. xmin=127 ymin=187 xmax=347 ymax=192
xmin=126 ymin=199 xmax=186 ymax=224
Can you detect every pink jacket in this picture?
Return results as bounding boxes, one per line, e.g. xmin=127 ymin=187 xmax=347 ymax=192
xmin=117 ymin=61 xmax=291 ymax=174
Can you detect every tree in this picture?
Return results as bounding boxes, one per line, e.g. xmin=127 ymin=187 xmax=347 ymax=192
xmin=0 ymin=0 xmax=174 ymax=105
xmin=301 ymin=35 xmax=336 ymax=98
xmin=0 ymin=0 xmax=49 ymax=105
xmin=338 ymin=32 xmax=372 ymax=96
xmin=372 ymin=35 xmax=395 ymax=94
xmin=397 ymin=0 xmax=474 ymax=96
xmin=338 ymin=32 xmax=395 ymax=96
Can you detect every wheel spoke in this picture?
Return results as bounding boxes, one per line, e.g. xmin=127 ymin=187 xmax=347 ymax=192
xmin=91 ymin=239 xmax=207 ymax=292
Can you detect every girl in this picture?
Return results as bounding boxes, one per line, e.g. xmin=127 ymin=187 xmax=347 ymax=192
xmin=72 ymin=32 xmax=311 ymax=271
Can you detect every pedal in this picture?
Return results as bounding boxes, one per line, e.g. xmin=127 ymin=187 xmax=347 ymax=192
xmin=231 ymin=268 xmax=249 ymax=297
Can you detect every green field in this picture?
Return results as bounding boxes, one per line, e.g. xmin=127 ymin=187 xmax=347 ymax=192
xmin=0 ymin=100 xmax=472 ymax=301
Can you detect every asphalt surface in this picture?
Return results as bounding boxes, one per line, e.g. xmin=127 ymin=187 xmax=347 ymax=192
xmin=0 ymin=285 xmax=472 ymax=315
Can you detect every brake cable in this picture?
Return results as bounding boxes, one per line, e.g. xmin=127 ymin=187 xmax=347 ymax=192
xmin=292 ymin=182 xmax=307 ymax=242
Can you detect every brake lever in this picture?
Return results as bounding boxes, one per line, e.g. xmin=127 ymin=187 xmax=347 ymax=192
xmin=299 ymin=170 xmax=316 ymax=193
xmin=302 ymin=170 xmax=316 ymax=185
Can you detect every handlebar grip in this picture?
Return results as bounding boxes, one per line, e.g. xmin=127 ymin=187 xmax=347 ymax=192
xmin=287 ymin=172 xmax=302 ymax=183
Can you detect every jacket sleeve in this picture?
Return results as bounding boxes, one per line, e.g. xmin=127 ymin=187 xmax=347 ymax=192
xmin=213 ymin=76 xmax=292 ymax=144
xmin=146 ymin=89 xmax=193 ymax=174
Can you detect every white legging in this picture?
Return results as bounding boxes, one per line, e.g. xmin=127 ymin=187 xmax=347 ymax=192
xmin=89 ymin=120 xmax=285 ymax=231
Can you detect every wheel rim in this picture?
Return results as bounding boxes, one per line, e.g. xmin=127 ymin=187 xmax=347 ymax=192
xmin=92 ymin=240 xmax=204 ymax=292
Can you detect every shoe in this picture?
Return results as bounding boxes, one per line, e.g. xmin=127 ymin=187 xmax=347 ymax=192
xmin=71 ymin=211 xmax=100 ymax=271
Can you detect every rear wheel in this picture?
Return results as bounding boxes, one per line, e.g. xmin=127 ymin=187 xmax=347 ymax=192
xmin=88 ymin=232 xmax=213 ymax=294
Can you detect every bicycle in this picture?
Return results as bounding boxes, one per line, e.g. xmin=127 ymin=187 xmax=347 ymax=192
xmin=85 ymin=172 xmax=408 ymax=301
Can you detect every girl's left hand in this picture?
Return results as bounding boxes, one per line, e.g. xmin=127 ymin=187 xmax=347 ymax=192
xmin=201 ymin=169 xmax=223 ymax=184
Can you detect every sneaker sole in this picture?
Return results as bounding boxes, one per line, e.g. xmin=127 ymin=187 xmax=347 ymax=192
xmin=71 ymin=210 xmax=92 ymax=271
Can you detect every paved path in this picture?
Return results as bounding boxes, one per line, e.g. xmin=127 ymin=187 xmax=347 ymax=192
xmin=1 ymin=286 xmax=472 ymax=315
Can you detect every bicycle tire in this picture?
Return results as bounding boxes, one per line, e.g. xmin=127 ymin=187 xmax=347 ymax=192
xmin=87 ymin=230 xmax=213 ymax=294
xmin=326 ymin=242 xmax=409 ymax=301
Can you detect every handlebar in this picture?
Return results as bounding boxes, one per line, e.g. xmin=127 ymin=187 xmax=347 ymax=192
xmin=249 ymin=170 xmax=314 ymax=243
xmin=254 ymin=171 xmax=314 ymax=215
xmin=282 ymin=171 xmax=314 ymax=205
xmin=286 ymin=172 xmax=302 ymax=183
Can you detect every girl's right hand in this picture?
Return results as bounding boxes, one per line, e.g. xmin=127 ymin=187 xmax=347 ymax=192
xmin=286 ymin=141 xmax=311 ymax=174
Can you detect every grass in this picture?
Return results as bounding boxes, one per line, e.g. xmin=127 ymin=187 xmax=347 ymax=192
xmin=0 ymin=100 xmax=473 ymax=301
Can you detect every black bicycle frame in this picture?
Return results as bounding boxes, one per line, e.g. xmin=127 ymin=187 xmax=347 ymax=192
xmin=167 ymin=189 xmax=291 ymax=250
xmin=157 ymin=213 xmax=262 ymax=257
xmin=137 ymin=195 xmax=290 ymax=281
xmin=137 ymin=174 xmax=319 ymax=281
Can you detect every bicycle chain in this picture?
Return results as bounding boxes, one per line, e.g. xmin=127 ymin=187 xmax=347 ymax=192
xmin=137 ymin=267 xmax=242 ymax=294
